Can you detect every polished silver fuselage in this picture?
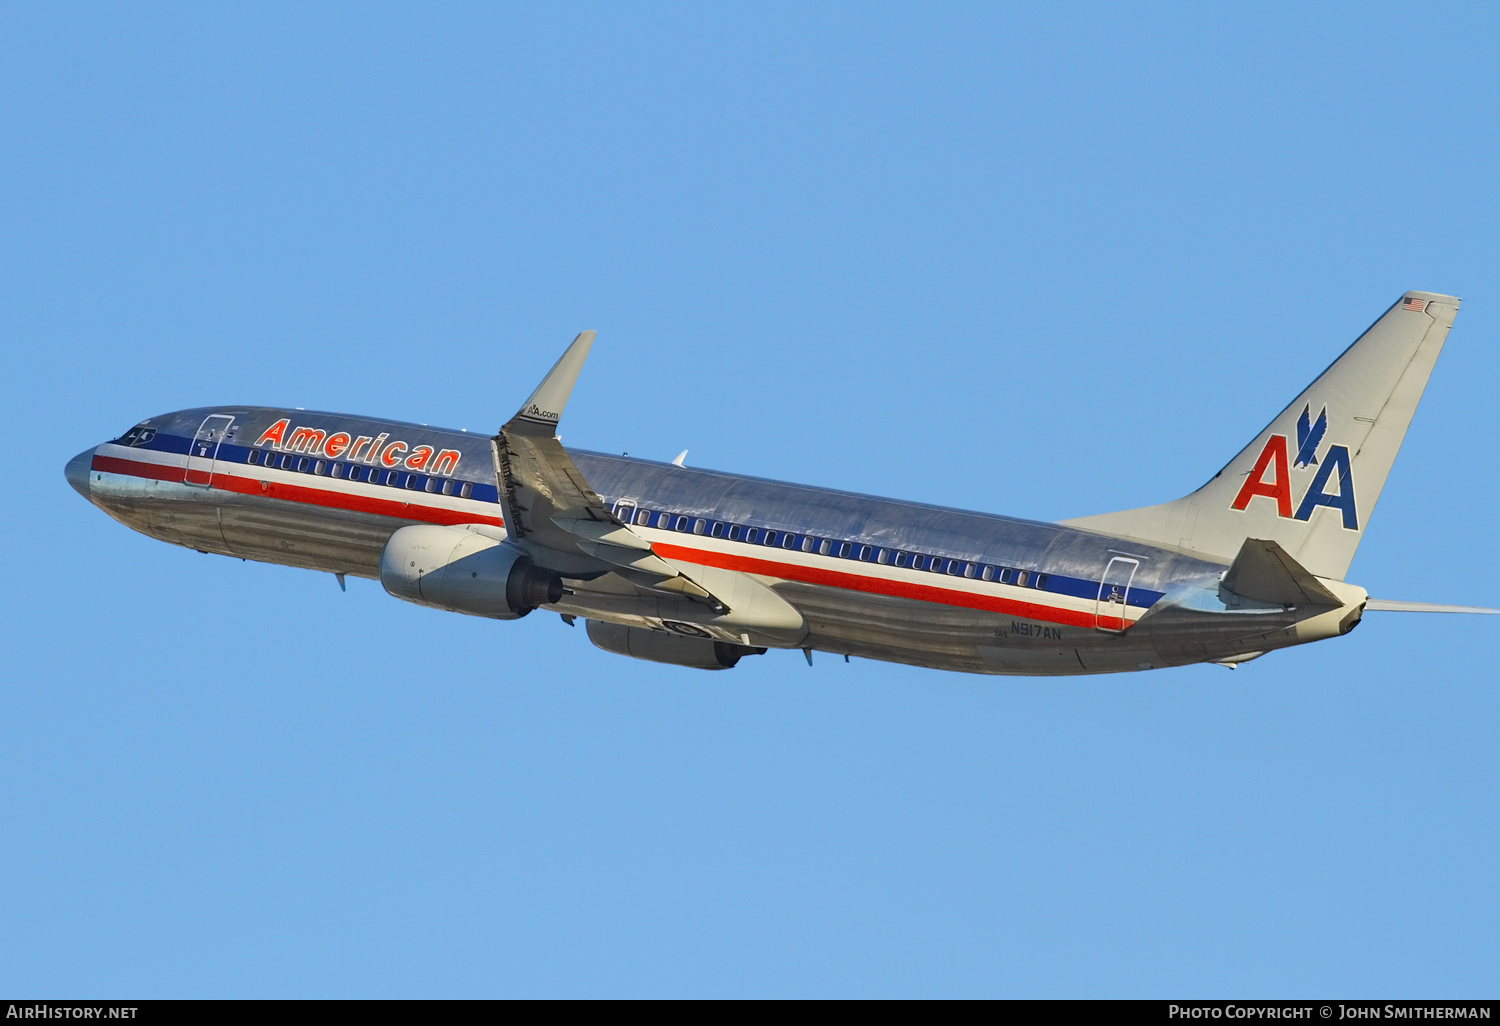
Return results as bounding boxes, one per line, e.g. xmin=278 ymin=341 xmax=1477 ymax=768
xmin=69 ymin=405 xmax=1355 ymax=675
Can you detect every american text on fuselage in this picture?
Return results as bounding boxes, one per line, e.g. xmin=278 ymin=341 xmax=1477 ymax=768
xmin=65 ymin=293 xmax=1488 ymax=674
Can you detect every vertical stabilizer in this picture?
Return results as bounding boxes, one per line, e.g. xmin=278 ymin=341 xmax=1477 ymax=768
xmin=1061 ymin=292 xmax=1460 ymax=580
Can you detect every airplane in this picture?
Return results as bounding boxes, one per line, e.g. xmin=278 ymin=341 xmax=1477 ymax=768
xmin=65 ymin=291 xmax=1492 ymax=674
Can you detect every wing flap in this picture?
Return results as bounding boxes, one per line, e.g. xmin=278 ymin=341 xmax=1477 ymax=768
xmin=492 ymin=331 xmax=730 ymax=611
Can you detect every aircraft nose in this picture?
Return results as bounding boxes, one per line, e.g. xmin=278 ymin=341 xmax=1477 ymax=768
xmin=65 ymin=448 xmax=94 ymax=501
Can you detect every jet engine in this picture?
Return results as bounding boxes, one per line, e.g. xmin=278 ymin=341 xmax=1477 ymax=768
xmin=585 ymin=619 xmax=766 ymax=670
xmin=380 ymin=524 xmax=563 ymax=620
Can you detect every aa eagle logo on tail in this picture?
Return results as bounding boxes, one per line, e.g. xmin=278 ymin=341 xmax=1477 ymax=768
xmin=1294 ymin=404 xmax=1327 ymax=468
xmin=1230 ymin=403 xmax=1358 ymax=530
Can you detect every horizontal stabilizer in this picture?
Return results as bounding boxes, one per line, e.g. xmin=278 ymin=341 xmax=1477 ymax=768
xmin=1365 ymin=599 xmax=1497 ymax=614
xmin=1222 ymin=538 xmax=1341 ymax=607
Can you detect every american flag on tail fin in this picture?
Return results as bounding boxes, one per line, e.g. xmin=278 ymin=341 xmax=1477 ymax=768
xmin=1402 ymin=297 xmax=1427 ymax=312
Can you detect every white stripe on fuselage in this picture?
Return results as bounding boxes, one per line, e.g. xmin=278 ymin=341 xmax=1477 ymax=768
xmin=97 ymin=441 xmax=1136 ymax=627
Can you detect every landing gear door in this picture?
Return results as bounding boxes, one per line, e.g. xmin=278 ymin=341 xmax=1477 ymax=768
xmin=185 ymin=415 xmax=235 ymax=487
xmin=1095 ymin=556 xmax=1139 ymax=632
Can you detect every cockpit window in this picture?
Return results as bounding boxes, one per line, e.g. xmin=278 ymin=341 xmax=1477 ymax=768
xmin=115 ymin=424 xmax=157 ymax=447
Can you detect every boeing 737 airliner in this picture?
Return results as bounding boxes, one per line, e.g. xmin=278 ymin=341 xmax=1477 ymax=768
xmin=65 ymin=292 xmax=1492 ymax=673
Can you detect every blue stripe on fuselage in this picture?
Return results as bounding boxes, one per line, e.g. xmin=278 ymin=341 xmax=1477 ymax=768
xmin=129 ymin=427 xmax=1162 ymax=612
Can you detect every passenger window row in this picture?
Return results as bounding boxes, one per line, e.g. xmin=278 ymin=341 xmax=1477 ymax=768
xmin=246 ymin=448 xmax=474 ymax=498
xmin=608 ymin=501 xmax=1049 ymax=591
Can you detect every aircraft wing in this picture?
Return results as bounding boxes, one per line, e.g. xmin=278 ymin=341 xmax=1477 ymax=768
xmin=493 ymin=332 xmax=725 ymax=609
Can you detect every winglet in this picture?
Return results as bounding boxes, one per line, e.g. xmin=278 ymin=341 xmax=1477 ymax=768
xmin=508 ymin=331 xmax=596 ymax=435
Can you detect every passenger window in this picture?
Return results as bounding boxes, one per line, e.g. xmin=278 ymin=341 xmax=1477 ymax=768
xmin=617 ymin=504 xmax=634 ymax=523
xmin=1017 ymin=570 xmax=1030 ymax=587
xmin=859 ymin=545 xmax=873 ymax=561
xmin=877 ymin=548 xmax=889 ymax=564
xmin=764 ymin=531 xmax=778 ymax=546
xmin=439 ymin=479 xmax=451 ymax=494
xmin=248 ymin=450 xmax=261 ymax=465
xmin=818 ymin=539 xmax=831 ymax=556
xmin=314 ymin=460 xmax=327 ymax=475
xmin=981 ymin=566 xmax=995 ymax=582
xmin=963 ymin=563 xmax=976 ymax=578
xmin=1035 ymin=573 xmax=1048 ymax=589
xmin=837 ymin=542 xmax=850 ymax=558
xmin=425 ymin=477 xmax=438 ymax=493
xmin=895 ymin=552 xmax=910 ymax=568
xmin=406 ymin=475 xmax=421 ymax=490
xmin=782 ymin=533 xmax=796 ymax=549
xmin=745 ymin=528 xmax=759 ymax=544
xmin=633 ymin=509 xmax=648 ymax=526
xmin=728 ymin=525 xmax=742 ymax=541
xmin=931 ymin=558 xmax=946 ymax=573
xmin=801 ymin=536 xmax=814 ymax=552
xmin=911 ymin=555 xmax=926 ymax=570
xmin=711 ymin=522 xmax=725 ymax=538
xmin=460 ymin=482 xmax=473 ymax=498
xmin=1000 ymin=568 xmax=1013 ymax=584
xmin=693 ymin=519 xmax=706 ymax=535
xmin=675 ymin=517 xmax=689 ymax=532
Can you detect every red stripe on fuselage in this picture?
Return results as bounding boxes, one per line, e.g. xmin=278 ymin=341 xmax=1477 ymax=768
xmin=651 ymin=542 xmax=1102 ymax=629
xmin=92 ymin=454 xmax=186 ymax=482
xmin=92 ymin=454 xmax=1116 ymax=629
xmin=91 ymin=455 xmax=504 ymax=529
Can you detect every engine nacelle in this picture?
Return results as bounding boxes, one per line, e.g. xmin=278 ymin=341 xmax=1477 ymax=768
xmin=380 ymin=524 xmax=563 ymax=620
xmin=585 ymin=619 xmax=765 ymax=670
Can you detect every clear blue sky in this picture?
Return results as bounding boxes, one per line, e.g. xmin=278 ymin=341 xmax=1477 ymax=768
xmin=2 ymin=3 xmax=1496 ymax=997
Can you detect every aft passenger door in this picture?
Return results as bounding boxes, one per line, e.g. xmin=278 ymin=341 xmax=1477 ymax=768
xmin=1094 ymin=556 xmax=1139 ymax=632
xmin=184 ymin=415 xmax=235 ymax=487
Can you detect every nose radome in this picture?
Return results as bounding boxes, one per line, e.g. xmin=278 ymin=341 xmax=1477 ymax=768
xmin=65 ymin=448 xmax=94 ymax=501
